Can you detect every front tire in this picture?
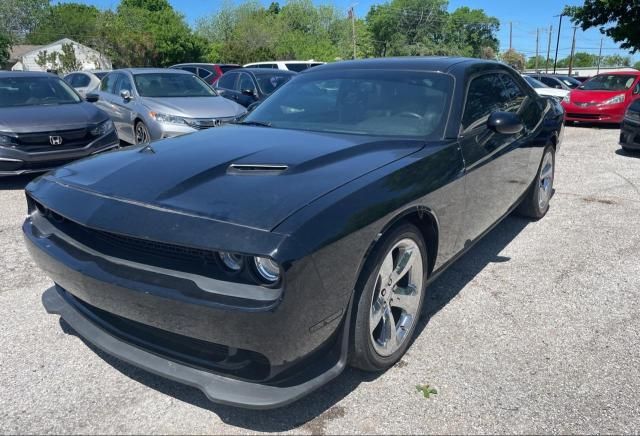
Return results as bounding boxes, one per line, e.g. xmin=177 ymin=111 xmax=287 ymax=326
xmin=134 ymin=121 xmax=151 ymax=145
xmin=517 ymin=145 xmax=555 ymax=219
xmin=349 ymin=223 xmax=428 ymax=372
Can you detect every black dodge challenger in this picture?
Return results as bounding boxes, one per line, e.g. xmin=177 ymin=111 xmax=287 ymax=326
xmin=23 ymin=57 xmax=564 ymax=408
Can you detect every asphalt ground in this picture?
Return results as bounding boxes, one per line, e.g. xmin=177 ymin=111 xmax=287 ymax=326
xmin=1 ymin=125 xmax=640 ymax=434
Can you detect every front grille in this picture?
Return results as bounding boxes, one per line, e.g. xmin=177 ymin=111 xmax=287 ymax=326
xmin=567 ymin=113 xmax=601 ymax=120
xmin=31 ymin=200 xmax=263 ymax=287
xmin=62 ymin=289 xmax=271 ymax=381
xmin=15 ymin=127 xmax=97 ymax=152
xmin=186 ymin=117 xmax=235 ymax=130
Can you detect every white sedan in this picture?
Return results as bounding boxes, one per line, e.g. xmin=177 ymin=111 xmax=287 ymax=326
xmin=523 ymin=75 xmax=569 ymax=101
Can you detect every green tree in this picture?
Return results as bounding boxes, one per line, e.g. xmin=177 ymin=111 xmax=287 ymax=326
xmin=565 ymin=1 xmax=640 ymax=53
xmin=601 ymin=54 xmax=631 ymax=66
xmin=366 ymin=0 xmax=450 ymax=57
xmin=0 ymin=32 xmax=12 ymax=66
xmin=0 ymin=0 xmax=49 ymax=42
xmin=444 ymin=7 xmax=500 ymax=58
xmin=26 ymin=3 xmax=101 ymax=46
xmin=525 ymin=55 xmax=552 ymax=70
xmin=34 ymin=43 xmax=82 ymax=73
xmin=634 ymin=60 xmax=640 ymax=70
xmin=501 ymin=48 xmax=525 ymax=70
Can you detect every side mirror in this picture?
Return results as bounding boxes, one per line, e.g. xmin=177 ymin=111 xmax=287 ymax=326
xmin=242 ymin=89 xmax=256 ymax=97
xmin=487 ymin=111 xmax=523 ymax=135
xmin=633 ymin=84 xmax=640 ymax=95
xmin=85 ymin=93 xmax=99 ymax=103
xmin=120 ymin=89 xmax=132 ymax=100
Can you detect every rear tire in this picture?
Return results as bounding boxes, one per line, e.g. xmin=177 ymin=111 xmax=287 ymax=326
xmin=517 ymin=145 xmax=555 ymax=219
xmin=349 ymin=223 xmax=428 ymax=372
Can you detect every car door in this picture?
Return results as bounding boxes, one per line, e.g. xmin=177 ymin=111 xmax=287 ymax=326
xmin=215 ymin=72 xmax=241 ymax=103
xmin=235 ymin=72 xmax=259 ymax=107
xmin=94 ymin=72 xmax=118 ymax=119
xmin=110 ymin=73 xmax=137 ymax=142
xmin=458 ymin=71 xmax=534 ymax=243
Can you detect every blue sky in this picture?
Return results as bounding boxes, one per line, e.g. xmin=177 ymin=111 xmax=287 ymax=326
xmin=56 ymin=0 xmax=637 ymax=63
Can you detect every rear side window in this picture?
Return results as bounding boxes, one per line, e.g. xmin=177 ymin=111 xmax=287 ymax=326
xmin=216 ymin=72 xmax=238 ymax=90
xmin=197 ymin=68 xmax=211 ymax=79
xmin=285 ymin=63 xmax=310 ymax=72
xmin=237 ymin=73 xmax=256 ymax=92
xmin=539 ymin=76 xmax=560 ymax=88
xmin=73 ymin=74 xmax=91 ymax=87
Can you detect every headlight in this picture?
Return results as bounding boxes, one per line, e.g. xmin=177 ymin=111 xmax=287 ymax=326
xmin=253 ymin=256 xmax=281 ymax=283
xmin=0 ymin=133 xmax=18 ymax=147
xmin=218 ymin=251 xmax=243 ymax=272
xmin=603 ymin=94 xmax=625 ymax=105
xmin=149 ymin=111 xmax=187 ymax=125
xmin=562 ymin=94 xmax=570 ymax=104
xmin=90 ymin=119 xmax=114 ymax=136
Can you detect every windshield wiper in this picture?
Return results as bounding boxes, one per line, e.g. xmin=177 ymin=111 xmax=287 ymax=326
xmin=234 ymin=120 xmax=272 ymax=127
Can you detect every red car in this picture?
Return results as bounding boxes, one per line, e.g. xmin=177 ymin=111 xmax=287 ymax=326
xmin=562 ymin=71 xmax=640 ymax=123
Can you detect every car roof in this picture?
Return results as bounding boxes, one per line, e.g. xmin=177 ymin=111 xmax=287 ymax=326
xmin=171 ymin=63 xmax=240 ymax=67
xmin=114 ymin=68 xmax=191 ymax=75
xmin=0 ymin=71 xmax=59 ymax=78
xmin=240 ymin=68 xmax=297 ymax=75
xmin=309 ymin=56 xmax=493 ymax=73
xmin=593 ymin=70 xmax=640 ymax=76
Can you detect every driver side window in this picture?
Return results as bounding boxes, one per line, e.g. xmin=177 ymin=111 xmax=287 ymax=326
xmin=237 ymin=73 xmax=256 ymax=93
xmin=462 ymin=74 xmax=506 ymax=131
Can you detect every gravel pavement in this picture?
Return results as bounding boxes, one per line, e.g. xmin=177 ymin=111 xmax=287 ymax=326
xmin=1 ymin=125 xmax=640 ymax=434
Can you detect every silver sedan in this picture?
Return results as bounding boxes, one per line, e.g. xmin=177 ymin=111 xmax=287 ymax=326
xmin=89 ymin=68 xmax=246 ymax=144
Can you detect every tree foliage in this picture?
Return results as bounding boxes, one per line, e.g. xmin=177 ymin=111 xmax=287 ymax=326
xmin=366 ymin=0 xmax=499 ymax=57
xmin=501 ymin=48 xmax=525 ymax=71
xmin=0 ymin=0 xmax=49 ymax=42
xmin=565 ymin=0 xmax=640 ymax=53
xmin=0 ymin=33 xmax=11 ymax=66
xmin=35 ymin=43 xmax=82 ymax=73
xmin=26 ymin=3 xmax=101 ymax=46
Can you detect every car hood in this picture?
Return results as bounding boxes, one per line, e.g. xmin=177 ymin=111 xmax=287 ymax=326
xmin=535 ymin=88 xmax=568 ymax=98
xmin=0 ymin=102 xmax=108 ymax=133
xmin=44 ymin=126 xmax=425 ymax=231
xmin=141 ymin=96 xmax=246 ymax=118
xmin=569 ymin=88 xmax=627 ymax=104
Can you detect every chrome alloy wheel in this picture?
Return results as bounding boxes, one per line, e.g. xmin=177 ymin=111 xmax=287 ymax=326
xmin=538 ymin=150 xmax=554 ymax=210
xmin=135 ymin=123 xmax=150 ymax=145
xmin=369 ymin=238 xmax=424 ymax=357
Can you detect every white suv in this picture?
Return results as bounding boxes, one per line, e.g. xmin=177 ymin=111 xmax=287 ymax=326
xmin=242 ymin=60 xmax=325 ymax=72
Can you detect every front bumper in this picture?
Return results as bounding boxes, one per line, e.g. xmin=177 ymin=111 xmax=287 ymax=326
xmin=620 ymin=118 xmax=640 ymax=151
xmin=23 ymin=191 xmax=351 ymax=408
xmin=0 ymin=130 xmax=119 ymax=176
xmin=562 ymin=102 xmax=625 ymax=123
xmin=42 ymin=285 xmax=350 ymax=409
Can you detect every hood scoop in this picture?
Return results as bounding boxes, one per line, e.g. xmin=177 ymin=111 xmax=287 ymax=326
xmin=227 ymin=163 xmax=289 ymax=175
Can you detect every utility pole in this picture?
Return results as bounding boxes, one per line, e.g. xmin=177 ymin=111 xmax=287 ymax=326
xmin=596 ymin=37 xmax=603 ymax=74
xmin=568 ymin=26 xmax=577 ymax=76
xmin=553 ymin=13 xmax=564 ymax=74
xmin=545 ymin=24 xmax=553 ymax=73
xmin=535 ymin=28 xmax=540 ymax=71
xmin=509 ymin=21 xmax=513 ymax=50
xmin=349 ymin=5 xmax=357 ymax=59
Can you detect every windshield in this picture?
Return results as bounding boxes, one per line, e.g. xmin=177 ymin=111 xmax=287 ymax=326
xmin=580 ymin=74 xmax=638 ymax=91
xmin=0 ymin=76 xmax=81 ymax=107
xmin=133 ymin=73 xmax=217 ymax=97
xmin=245 ymin=70 xmax=453 ymax=139
xmin=254 ymin=72 xmax=295 ymax=95
xmin=557 ymin=76 xmax=581 ymax=88
xmin=524 ymin=76 xmax=547 ymax=89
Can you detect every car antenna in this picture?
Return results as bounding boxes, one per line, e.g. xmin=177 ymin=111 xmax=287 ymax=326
xmin=139 ymin=144 xmax=155 ymax=154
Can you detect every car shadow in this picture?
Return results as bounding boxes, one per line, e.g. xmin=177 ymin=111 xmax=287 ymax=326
xmin=615 ymin=148 xmax=640 ymax=159
xmin=58 ymin=214 xmax=530 ymax=432
xmin=0 ymin=174 xmax=40 ymax=190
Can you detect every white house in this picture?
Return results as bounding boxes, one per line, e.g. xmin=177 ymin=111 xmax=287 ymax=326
xmin=10 ymin=38 xmax=112 ymax=72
